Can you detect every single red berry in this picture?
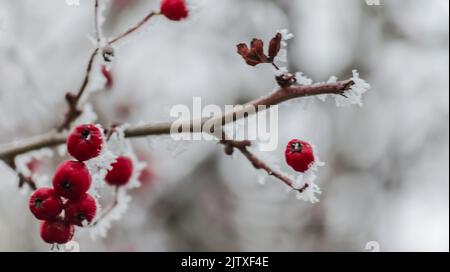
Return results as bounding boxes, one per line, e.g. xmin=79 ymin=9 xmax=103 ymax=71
xmin=29 ymin=188 xmax=63 ymax=220
xmin=26 ymin=158 xmax=41 ymax=174
xmin=40 ymin=217 xmax=75 ymax=244
xmin=138 ymin=166 xmax=154 ymax=186
xmin=105 ymin=156 xmax=133 ymax=186
xmin=160 ymin=0 xmax=189 ymax=21
xmin=101 ymin=65 xmax=113 ymax=89
xmin=285 ymin=139 xmax=315 ymax=173
xmin=53 ymin=160 xmax=91 ymax=200
xmin=64 ymin=194 xmax=97 ymax=227
xmin=67 ymin=124 xmax=103 ymax=161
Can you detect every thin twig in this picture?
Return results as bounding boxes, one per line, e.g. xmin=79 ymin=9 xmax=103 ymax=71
xmin=108 ymin=11 xmax=160 ymax=45
xmin=57 ymin=48 xmax=99 ymax=132
xmin=94 ymin=0 xmax=101 ymax=43
xmin=57 ymin=1 xmax=104 ymax=132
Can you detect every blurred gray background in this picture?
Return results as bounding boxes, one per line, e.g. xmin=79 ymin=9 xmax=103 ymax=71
xmin=0 ymin=0 xmax=448 ymax=251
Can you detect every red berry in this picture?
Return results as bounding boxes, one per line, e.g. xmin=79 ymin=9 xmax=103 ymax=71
xmin=53 ymin=161 xmax=91 ymax=200
xmin=285 ymin=139 xmax=315 ymax=173
xmin=101 ymin=65 xmax=113 ymax=89
xmin=138 ymin=166 xmax=154 ymax=186
xmin=64 ymin=194 xmax=97 ymax=227
xmin=160 ymin=0 xmax=189 ymax=21
xmin=40 ymin=217 xmax=75 ymax=244
xmin=26 ymin=158 xmax=41 ymax=174
xmin=29 ymin=188 xmax=63 ymax=220
xmin=105 ymin=156 xmax=133 ymax=186
xmin=67 ymin=124 xmax=103 ymax=161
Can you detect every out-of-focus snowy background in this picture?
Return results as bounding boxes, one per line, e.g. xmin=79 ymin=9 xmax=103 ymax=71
xmin=0 ymin=0 xmax=448 ymax=251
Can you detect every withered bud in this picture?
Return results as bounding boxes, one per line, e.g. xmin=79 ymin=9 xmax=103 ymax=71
xmin=102 ymin=46 xmax=115 ymax=62
xmin=276 ymin=73 xmax=297 ymax=88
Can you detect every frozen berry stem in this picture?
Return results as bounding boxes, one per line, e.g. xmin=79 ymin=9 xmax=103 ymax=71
xmin=220 ymin=138 xmax=308 ymax=193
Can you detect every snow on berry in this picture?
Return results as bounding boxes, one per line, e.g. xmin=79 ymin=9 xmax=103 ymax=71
xmin=76 ymin=124 xmax=117 ymax=198
xmin=284 ymin=140 xmax=325 ymax=203
xmin=64 ymin=193 xmax=97 ymax=227
xmin=40 ymin=217 xmax=75 ymax=244
xmin=52 ymin=160 xmax=91 ymax=200
xmin=105 ymin=156 xmax=133 ymax=186
xmin=29 ymin=188 xmax=63 ymax=220
xmin=67 ymin=124 xmax=103 ymax=161
xmin=160 ymin=0 xmax=189 ymax=21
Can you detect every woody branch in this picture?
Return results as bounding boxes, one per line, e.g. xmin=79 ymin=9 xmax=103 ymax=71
xmin=0 ymin=79 xmax=353 ymax=161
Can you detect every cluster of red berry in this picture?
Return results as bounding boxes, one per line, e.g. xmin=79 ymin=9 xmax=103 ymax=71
xmin=285 ymin=139 xmax=315 ymax=173
xmin=29 ymin=124 xmax=134 ymax=245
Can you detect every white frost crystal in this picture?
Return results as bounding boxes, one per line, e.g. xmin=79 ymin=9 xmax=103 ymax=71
xmin=295 ymin=72 xmax=313 ymax=86
xmin=291 ymin=144 xmax=325 ymax=204
xmin=334 ymin=70 xmax=371 ymax=107
xmin=87 ymin=124 xmax=145 ymax=239
xmin=273 ymin=29 xmax=295 ymax=74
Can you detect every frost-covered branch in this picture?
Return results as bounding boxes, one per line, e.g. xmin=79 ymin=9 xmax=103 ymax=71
xmin=0 ymin=79 xmax=355 ymax=162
